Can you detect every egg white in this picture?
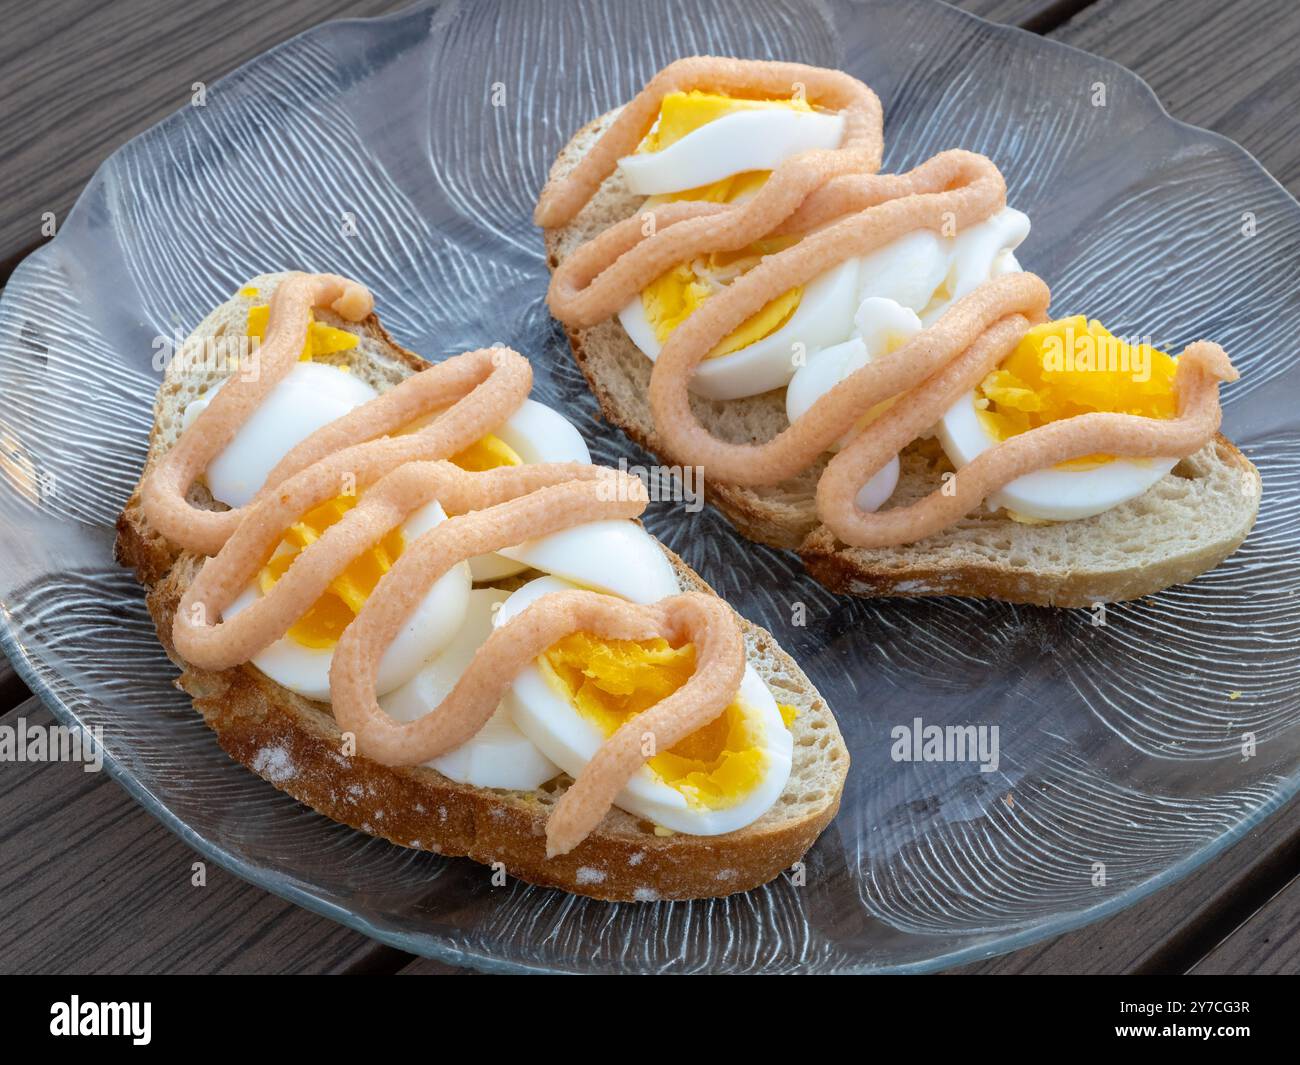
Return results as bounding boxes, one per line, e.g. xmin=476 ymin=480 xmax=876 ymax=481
xmin=499 ymin=519 xmax=680 ymax=604
xmin=785 ymin=297 xmax=924 ymax=512
xmin=619 ymin=257 xmax=861 ymax=400
xmin=190 ymin=359 xmax=597 ymax=585
xmin=494 ymin=398 xmax=591 ymax=465
xmin=182 ymin=361 xmax=379 ymax=508
xmin=466 ymin=399 xmax=593 ymax=582
xmin=224 ymin=499 xmax=472 ymax=702
xmin=852 ymin=207 xmax=1030 ymax=325
xmin=379 ymin=588 xmax=559 ymax=790
xmin=618 ymin=107 xmax=845 ymax=196
xmin=910 ymin=205 xmax=1176 ymax=523
xmin=786 ymin=297 xmax=923 ymax=427
xmin=616 ymin=209 xmax=1028 ymax=402
xmin=765 ymin=209 xmax=1030 ymax=511
xmin=498 ymin=576 xmax=794 ymax=836
xmin=936 ymin=389 xmax=1178 ymax=522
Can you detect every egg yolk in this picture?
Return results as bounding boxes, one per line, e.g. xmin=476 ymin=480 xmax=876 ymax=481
xmin=255 ymin=433 xmax=519 ymax=649
xmin=448 ymin=431 xmax=522 ymax=472
xmin=390 ymin=397 xmax=524 ymax=474
xmin=660 ymin=169 xmax=771 ymax=205
xmin=975 ymin=315 xmax=1178 ymax=467
xmin=639 ymin=90 xmax=814 ymax=154
xmin=634 ymin=93 xmax=817 ymax=355
xmin=642 ymin=236 xmax=803 ymax=359
xmin=258 ymin=495 xmax=404 ymax=649
xmin=239 ymin=285 xmax=525 ymax=648
xmin=244 ymin=294 xmax=360 ymax=362
xmin=539 ymin=633 xmax=797 ymax=810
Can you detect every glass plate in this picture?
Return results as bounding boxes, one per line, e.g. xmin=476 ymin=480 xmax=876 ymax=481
xmin=1 ymin=0 xmax=1297 ymax=975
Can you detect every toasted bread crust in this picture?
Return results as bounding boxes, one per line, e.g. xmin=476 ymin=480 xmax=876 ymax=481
xmin=130 ymin=550 xmax=842 ymax=902
xmin=541 ymin=112 xmax=1261 ymax=604
xmin=116 ymin=281 xmax=847 ymax=902
xmin=800 ymin=435 xmax=1257 ymax=608
xmin=555 ymin=317 xmax=815 ymax=551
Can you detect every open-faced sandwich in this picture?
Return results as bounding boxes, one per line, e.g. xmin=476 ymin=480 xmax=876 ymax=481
xmin=537 ymin=57 xmax=1261 ymax=606
xmin=115 ymin=271 xmax=847 ymax=901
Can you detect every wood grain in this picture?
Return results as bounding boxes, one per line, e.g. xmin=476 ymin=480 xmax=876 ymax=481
xmin=0 ymin=661 xmax=26 ymax=716
xmin=1047 ymin=0 xmax=1300 ymax=195
xmin=0 ymin=0 xmax=411 ymax=277
xmin=1191 ymin=873 xmax=1300 ymax=974
xmin=1 ymin=0 xmax=1298 ymax=975
xmin=957 ymin=0 xmax=1300 ymax=974
xmin=398 ymin=957 xmax=476 ymax=975
xmin=0 ymin=699 xmax=396 ymax=974
xmin=958 ymin=803 xmax=1300 ymax=973
xmin=956 ymin=0 xmax=1099 ymax=32
xmin=0 ymin=0 xmax=1080 ymax=280
xmin=0 ymin=0 xmax=1099 ymax=978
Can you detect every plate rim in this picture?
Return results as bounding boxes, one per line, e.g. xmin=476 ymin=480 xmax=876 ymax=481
xmin=1 ymin=0 xmax=1298 ymax=974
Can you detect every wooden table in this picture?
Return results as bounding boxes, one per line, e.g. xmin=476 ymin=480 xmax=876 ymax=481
xmin=2 ymin=0 xmax=1297 ymax=975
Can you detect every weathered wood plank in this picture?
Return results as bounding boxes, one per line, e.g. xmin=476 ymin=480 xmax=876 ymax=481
xmin=0 ymin=661 xmax=28 ymax=716
xmin=955 ymin=0 xmax=1097 ymax=32
xmin=0 ymin=0 xmax=411 ymax=277
xmin=398 ymin=957 xmax=477 ymax=975
xmin=1190 ymin=873 xmax=1300 ymax=975
xmin=0 ymin=700 xmax=401 ymax=973
xmin=958 ymin=803 xmax=1300 ymax=973
xmin=0 ymin=0 xmax=415 ymax=974
xmin=962 ymin=0 xmax=1300 ymax=972
xmin=1049 ymin=0 xmax=1300 ymax=194
xmin=417 ymin=0 xmax=1300 ymax=977
xmin=0 ymin=0 xmax=1091 ymax=974
xmin=0 ymin=0 xmax=1076 ymax=279
xmin=5 ymin=0 xmax=1299 ymax=975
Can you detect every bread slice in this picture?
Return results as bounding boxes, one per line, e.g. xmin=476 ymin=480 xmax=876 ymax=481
xmin=115 ymin=272 xmax=848 ymax=902
xmin=541 ymin=110 xmax=1263 ymax=605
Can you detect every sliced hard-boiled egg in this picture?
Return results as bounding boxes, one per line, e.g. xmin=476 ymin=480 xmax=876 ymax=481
xmin=618 ymin=90 xmax=845 ymax=197
xmin=618 ymin=121 xmax=861 ymax=403
xmin=224 ymin=494 xmax=471 ymax=702
xmin=181 ymin=293 xmax=376 ymax=507
xmin=192 ymin=334 xmax=595 ymax=586
xmin=245 ymin=301 xmax=362 ymax=362
xmin=854 ymin=207 xmax=1030 ymax=326
xmin=616 ymin=195 xmax=1025 ymax=402
xmin=786 ymin=296 xmax=923 ymax=427
xmin=182 ymin=361 xmax=379 ymax=508
xmin=619 ymin=253 xmax=860 ymax=400
xmin=647 ymin=169 xmax=772 ymax=208
xmin=492 ymin=398 xmax=591 ymax=466
xmin=635 ymin=236 xmax=804 ymax=357
xmin=498 ymin=576 xmax=795 ymax=836
xmin=438 ymin=398 xmax=593 ymax=583
xmin=499 ymin=519 xmax=680 ymax=605
xmin=937 ymin=316 xmax=1181 ymax=522
xmin=785 ymin=296 xmax=925 ymax=512
xmin=379 ymin=588 xmax=560 ymax=790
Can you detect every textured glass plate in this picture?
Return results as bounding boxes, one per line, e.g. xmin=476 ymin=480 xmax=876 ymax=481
xmin=1 ymin=0 xmax=1297 ymax=975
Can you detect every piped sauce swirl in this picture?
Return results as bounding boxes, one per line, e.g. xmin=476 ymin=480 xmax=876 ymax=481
xmin=144 ymin=273 xmax=746 ymax=857
xmin=539 ymin=60 xmax=1238 ymax=547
